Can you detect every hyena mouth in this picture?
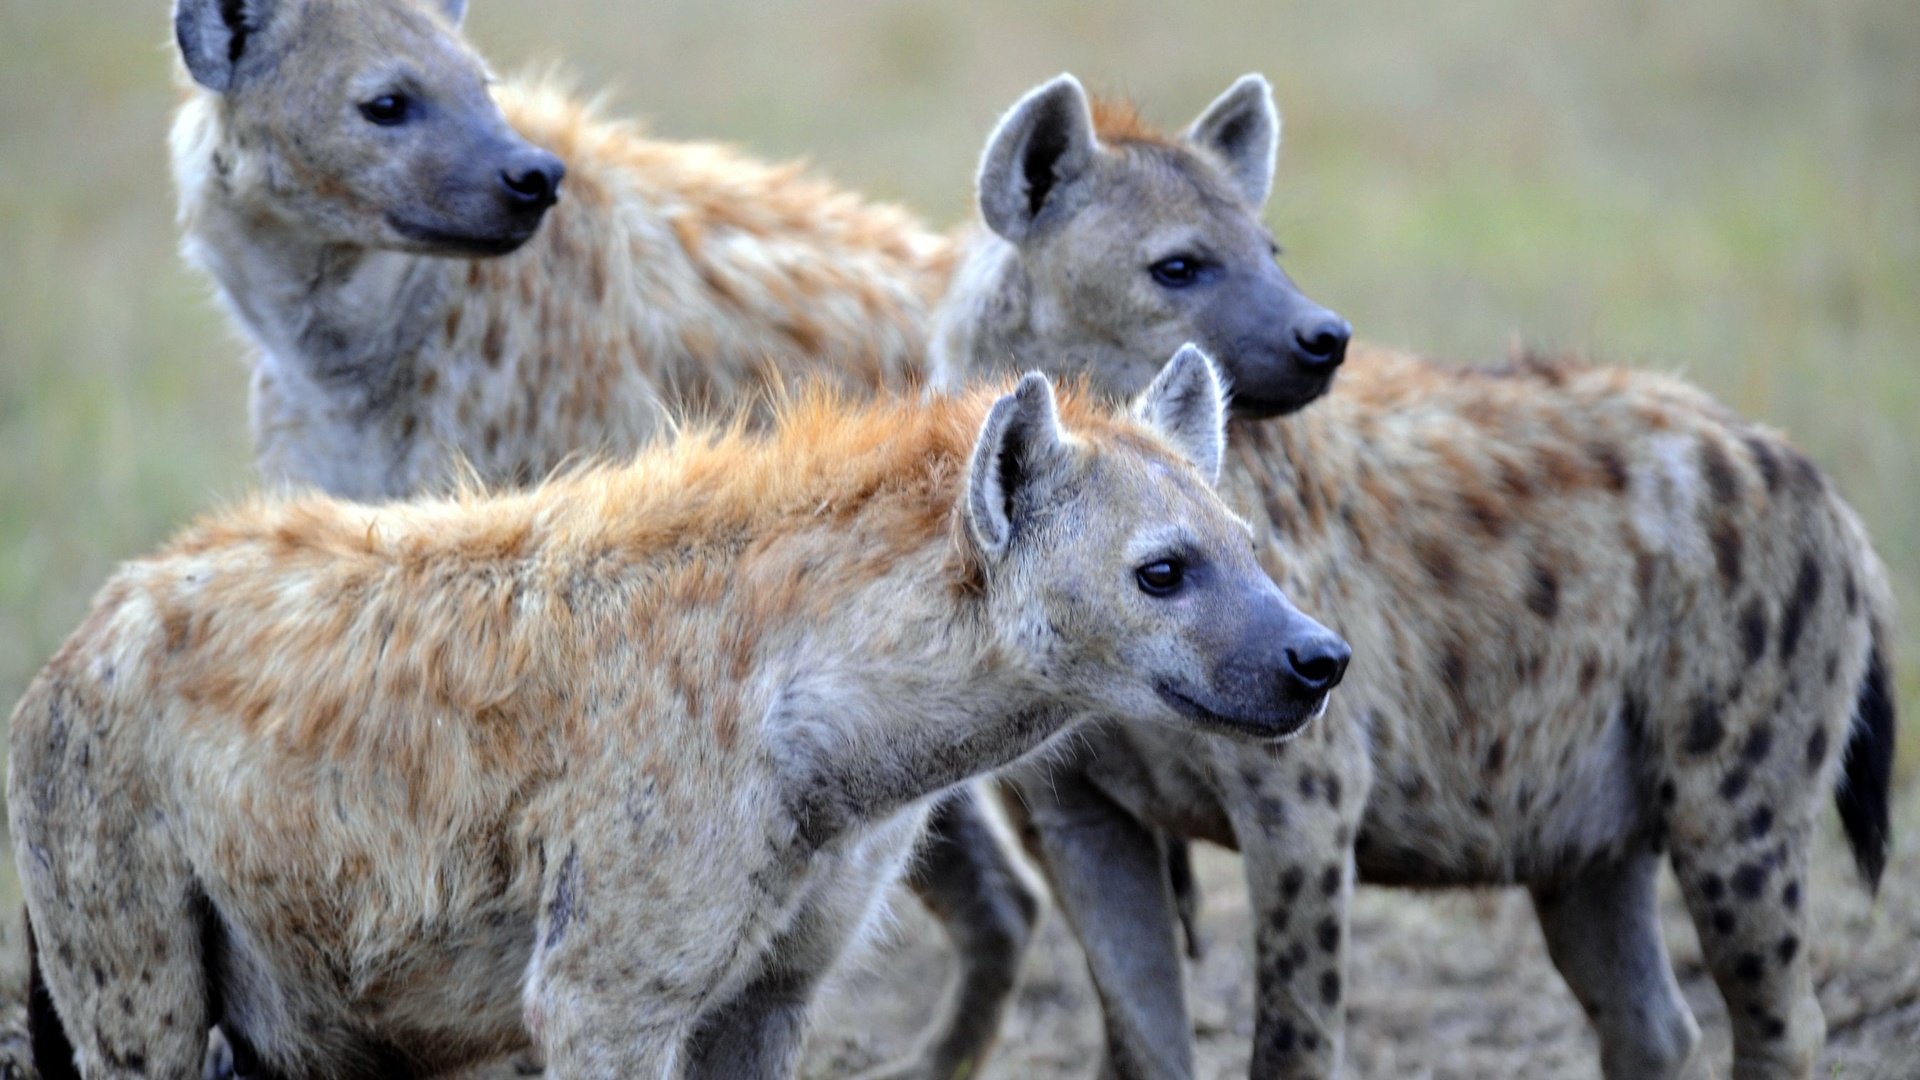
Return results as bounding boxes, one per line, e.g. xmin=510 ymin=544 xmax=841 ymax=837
xmin=386 ymin=214 xmax=539 ymax=257
xmin=1153 ymin=680 xmax=1318 ymax=742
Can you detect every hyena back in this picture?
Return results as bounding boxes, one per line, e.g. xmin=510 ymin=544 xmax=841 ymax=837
xmin=10 ymin=352 xmax=1349 ymax=1079
xmin=919 ymin=87 xmax=1896 ymax=1080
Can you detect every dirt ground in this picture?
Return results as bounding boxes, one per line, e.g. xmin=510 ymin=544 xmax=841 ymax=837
xmin=0 ymin=791 xmax=1910 ymax=1080
xmin=798 ymin=787 xmax=1920 ymax=1080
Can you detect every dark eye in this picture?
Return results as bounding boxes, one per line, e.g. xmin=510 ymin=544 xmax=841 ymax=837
xmin=1135 ymin=559 xmax=1185 ymax=597
xmin=359 ymin=94 xmax=411 ymax=126
xmin=1149 ymin=256 xmax=1204 ymax=288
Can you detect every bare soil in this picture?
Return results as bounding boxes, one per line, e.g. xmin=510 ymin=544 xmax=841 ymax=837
xmin=802 ymin=788 xmax=1920 ymax=1079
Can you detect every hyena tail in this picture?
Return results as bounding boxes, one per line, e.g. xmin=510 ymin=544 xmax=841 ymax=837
xmin=1837 ymin=633 xmax=1895 ymax=893
xmin=25 ymin=911 xmax=82 ymax=1080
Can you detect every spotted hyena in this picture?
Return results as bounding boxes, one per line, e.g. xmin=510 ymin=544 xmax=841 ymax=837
xmin=175 ymin=32 xmax=1349 ymax=1072
xmin=173 ymin=0 xmax=1344 ymax=506
xmin=906 ymin=84 xmax=1898 ymax=1080
xmin=10 ymin=351 xmax=1353 ymax=1079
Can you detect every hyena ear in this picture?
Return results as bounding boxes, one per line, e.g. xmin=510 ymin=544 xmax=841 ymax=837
xmin=966 ymin=373 xmax=1068 ymax=560
xmin=1134 ymin=344 xmax=1227 ymax=486
xmin=977 ymin=74 xmax=1098 ymax=243
xmin=1185 ymin=73 xmax=1280 ymax=208
xmin=174 ymin=0 xmax=280 ymax=92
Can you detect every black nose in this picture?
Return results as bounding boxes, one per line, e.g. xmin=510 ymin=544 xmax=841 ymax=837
xmin=1284 ymin=634 xmax=1351 ymax=695
xmin=500 ymin=150 xmax=565 ymax=212
xmin=1291 ymin=313 xmax=1351 ymax=369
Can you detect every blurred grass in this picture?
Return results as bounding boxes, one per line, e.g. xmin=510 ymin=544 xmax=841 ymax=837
xmin=1 ymin=0 xmax=1916 ymax=792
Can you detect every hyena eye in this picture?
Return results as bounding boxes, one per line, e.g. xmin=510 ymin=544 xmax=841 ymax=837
xmin=1135 ymin=559 xmax=1186 ymax=597
xmin=1149 ymin=257 xmax=1203 ymax=288
xmin=359 ymin=94 xmax=412 ymax=126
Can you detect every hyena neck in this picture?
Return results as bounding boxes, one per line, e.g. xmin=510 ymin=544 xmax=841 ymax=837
xmin=184 ymin=198 xmax=448 ymax=406
xmin=767 ymin=571 xmax=1076 ymax=848
xmin=748 ymin=545 xmax=1075 ymax=841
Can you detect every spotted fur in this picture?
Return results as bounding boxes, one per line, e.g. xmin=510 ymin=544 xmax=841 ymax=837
xmin=10 ymin=364 xmax=1339 ymax=1079
xmin=922 ymin=99 xmax=1897 ymax=1080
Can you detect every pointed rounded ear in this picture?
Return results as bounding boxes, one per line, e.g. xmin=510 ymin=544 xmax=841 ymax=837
xmin=1133 ymin=344 xmax=1227 ymax=486
xmin=965 ymin=373 xmax=1068 ymax=560
xmin=977 ymin=74 xmax=1098 ymax=243
xmin=440 ymin=0 xmax=468 ymax=26
xmin=174 ymin=0 xmax=279 ymax=92
xmin=1185 ymin=73 xmax=1280 ymax=208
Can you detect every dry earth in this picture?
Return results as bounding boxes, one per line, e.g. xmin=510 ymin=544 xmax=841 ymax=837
xmin=800 ymin=787 xmax=1920 ymax=1080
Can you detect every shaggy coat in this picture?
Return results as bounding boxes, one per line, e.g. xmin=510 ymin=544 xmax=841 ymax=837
xmin=11 ymin=358 xmax=1346 ymax=1079
xmin=919 ymin=102 xmax=1897 ymax=1080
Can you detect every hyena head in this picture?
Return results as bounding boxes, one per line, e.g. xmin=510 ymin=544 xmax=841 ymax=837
xmin=964 ymin=345 xmax=1348 ymax=739
xmin=173 ymin=0 xmax=563 ymax=255
xmin=960 ymin=74 xmax=1348 ymax=418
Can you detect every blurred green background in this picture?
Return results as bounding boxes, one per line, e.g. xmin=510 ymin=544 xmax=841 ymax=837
xmin=1 ymin=0 xmax=1916 ymax=788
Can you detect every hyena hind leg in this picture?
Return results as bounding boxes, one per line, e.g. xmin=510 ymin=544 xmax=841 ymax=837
xmin=22 ymin=875 xmax=217 ymax=1079
xmin=1530 ymin=848 xmax=1701 ymax=1080
xmin=1670 ymin=794 xmax=1824 ymax=1079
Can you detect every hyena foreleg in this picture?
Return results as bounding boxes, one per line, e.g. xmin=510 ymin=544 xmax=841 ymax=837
xmin=858 ymin=790 xmax=1042 ymax=1080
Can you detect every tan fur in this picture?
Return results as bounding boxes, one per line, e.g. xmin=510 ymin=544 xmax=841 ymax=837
xmin=932 ymin=336 xmax=1893 ymax=1080
xmin=9 ymin=360 xmax=1341 ymax=1078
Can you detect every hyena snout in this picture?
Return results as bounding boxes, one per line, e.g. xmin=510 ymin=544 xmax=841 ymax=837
xmin=1288 ymin=306 xmax=1351 ymax=372
xmin=498 ymin=145 xmax=565 ymax=215
xmin=1164 ymin=585 xmax=1349 ymax=741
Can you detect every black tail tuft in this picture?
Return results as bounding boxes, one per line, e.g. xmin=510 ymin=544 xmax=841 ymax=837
xmin=1837 ymin=637 xmax=1896 ymax=893
xmin=26 ymin=911 xmax=82 ymax=1080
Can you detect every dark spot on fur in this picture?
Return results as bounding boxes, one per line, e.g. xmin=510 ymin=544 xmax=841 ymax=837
xmin=1700 ymin=438 xmax=1742 ymax=506
xmin=1264 ymin=1020 xmax=1298 ymax=1057
xmin=1590 ymin=441 xmax=1629 ymax=492
xmin=1778 ymin=553 xmax=1823 ymax=661
xmin=545 ymin=847 xmax=582 ymax=950
xmin=1484 ymin=737 xmax=1507 ymax=775
xmin=1298 ymin=772 xmax=1318 ymax=800
xmin=1471 ymin=793 xmax=1494 ymax=818
xmin=1712 ymin=908 xmax=1736 ymax=935
xmin=1710 ymin=521 xmax=1744 ymax=592
xmin=1844 ymin=569 xmax=1858 ymax=614
xmin=1761 ymin=1015 xmax=1787 ymax=1039
xmin=1658 ymin=779 xmax=1677 ymax=805
xmin=1740 ymin=601 xmax=1769 ymax=666
xmin=1824 ymin=650 xmax=1840 ymax=685
xmin=1415 ymin=537 xmax=1460 ymax=592
xmin=1302 ymin=1030 xmax=1320 ymax=1052
xmin=1777 ymin=935 xmax=1799 ymax=964
xmin=1741 ymin=723 xmax=1774 ymax=765
xmin=1461 ymin=490 xmax=1508 ymax=539
xmin=1323 ymin=774 xmax=1342 ymax=808
xmin=1700 ymin=872 xmax=1726 ymax=901
xmin=1527 ymin=562 xmax=1560 ymax=619
xmin=1743 ymin=434 xmax=1781 ymax=493
xmin=1317 ymin=916 xmax=1340 ymax=953
xmin=1320 ymin=864 xmax=1341 ymax=898
xmin=1266 ymin=906 xmax=1290 ymax=936
xmin=1734 ymin=952 xmax=1764 ymax=983
xmin=1320 ymin=969 xmax=1341 ymax=1005
xmin=1280 ymin=865 xmax=1305 ymax=901
xmin=1731 ymin=862 xmax=1769 ymax=899
xmin=1805 ymin=728 xmax=1829 ymax=772
xmin=1747 ymin=806 xmax=1774 ymax=840
xmin=1782 ymin=880 xmax=1801 ymax=909
xmin=1684 ymin=697 xmax=1726 ymax=755
xmin=1720 ymin=768 xmax=1750 ymax=800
